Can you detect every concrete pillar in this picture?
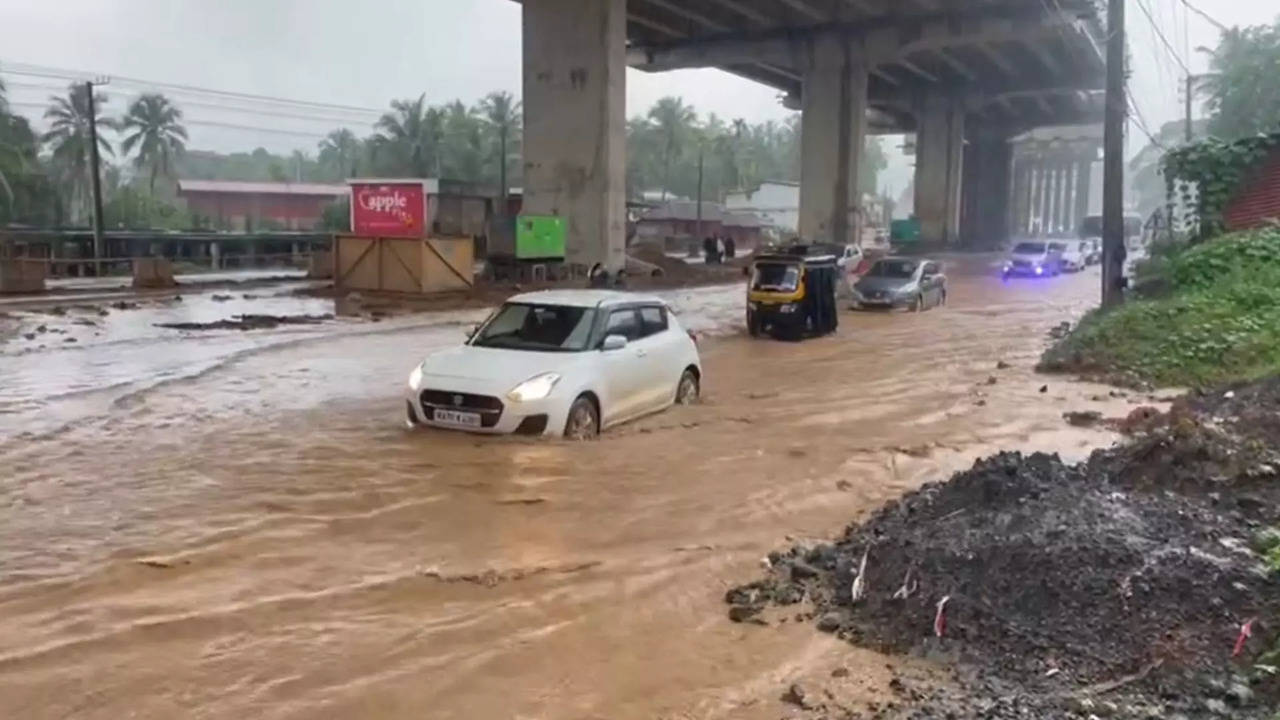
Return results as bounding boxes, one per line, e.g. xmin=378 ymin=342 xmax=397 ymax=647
xmin=797 ymin=34 xmax=868 ymax=245
xmin=960 ymin=134 xmax=1012 ymax=248
xmin=1010 ymin=159 xmax=1028 ymax=237
xmin=210 ymin=242 xmax=221 ymax=270
xmin=914 ymin=96 xmax=964 ymax=245
xmin=521 ymin=0 xmax=627 ymax=271
xmin=1049 ymin=161 xmax=1059 ymax=230
xmin=1073 ymin=154 xmax=1092 ymax=226
xmin=1029 ymin=161 xmax=1044 ymax=236
xmin=1059 ymin=160 xmax=1070 ymax=233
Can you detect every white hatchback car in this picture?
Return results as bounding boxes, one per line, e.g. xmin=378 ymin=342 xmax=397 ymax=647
xmin=406 ymin=290 xmax=702 ymax=439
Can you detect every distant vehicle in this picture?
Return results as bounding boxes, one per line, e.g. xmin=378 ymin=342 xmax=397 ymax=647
xmin=782 ymin=242 xmax=862 ymax=271
xmin=405 ymin=290 xmax=702 ymax=439
xmin=747 ymin=249 xmax=840 ymax=339
xmin=1079 ymin=214 xmax=1143 ymax=249
xmin=851 ymin=258 xmax=947 ymax=311
xmin=1003 ymin=241 xmax=1063 ymax=278
xmin=1058 ymin=240 xmax=1093 ymax=272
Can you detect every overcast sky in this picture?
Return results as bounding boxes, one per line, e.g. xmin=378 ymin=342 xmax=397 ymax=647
xmin=0 ymin=0 xmax=1275 ymax=194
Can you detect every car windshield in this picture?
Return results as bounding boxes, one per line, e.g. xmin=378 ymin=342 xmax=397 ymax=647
xmin=1013 ymin=242 xmax=1047 ymax=254
xmin=752 ymin=262 xmax=800 ymax=291
xmin=471 ymin=303 xmax=597 ymax=352
xmin=867 ymin=260 xmax=917 ymax=279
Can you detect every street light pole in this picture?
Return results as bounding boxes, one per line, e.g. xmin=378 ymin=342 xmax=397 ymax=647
xmin=85 ymin=79 xmax=109 ymax=274
xmin=694 ymin=147 xmax=704 ymax=241
xmin=1101 ymin=0 xmax=1127 ymax=307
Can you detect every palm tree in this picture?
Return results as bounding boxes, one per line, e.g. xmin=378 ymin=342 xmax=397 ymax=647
xmin=648 ymin=97 xmax=696 ymax=201
xmin=318 ymin=128 xmax=361 ymax=179
xmin=479 ymin=91 xmax=521 ymax=200
xmin=119 ymin=93 xmax=187 ymax=194
xmin=375 ymin=94 xmax=445 ymax=177
xmin=442 ymin=100 xmax=483 ymax=181
xmin=42 ymin=83 xmax=115 ymax=222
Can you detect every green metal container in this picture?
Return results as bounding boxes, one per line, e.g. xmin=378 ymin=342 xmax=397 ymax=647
xmin=890 ymin=218 xmax=921 ymax=243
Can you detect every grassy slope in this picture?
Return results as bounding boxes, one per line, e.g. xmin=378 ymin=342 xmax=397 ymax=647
xmin=1040 ymin=228 xmax=1280 ymax=387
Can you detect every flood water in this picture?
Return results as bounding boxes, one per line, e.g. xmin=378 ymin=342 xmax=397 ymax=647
xmin=0 ymin=256 xmax=1145 ymax=719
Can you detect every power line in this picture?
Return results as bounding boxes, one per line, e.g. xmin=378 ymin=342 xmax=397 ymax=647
xmin=1133 ymin=0 xmax=1191 ymax=75
xmin=0 ymin=60 xmax=385 ymax=118
xmin=1178 ymin=0 xmax=1227 ymax=33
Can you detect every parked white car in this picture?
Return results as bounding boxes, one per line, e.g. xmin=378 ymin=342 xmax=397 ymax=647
xmin=406 ymin=290 xmax=702 ymax=439
xmin=1058 ymin=240 xmax=1092 ymax=272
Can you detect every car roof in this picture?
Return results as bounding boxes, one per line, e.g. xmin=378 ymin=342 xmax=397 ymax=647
xmin=875 ymin=256 xmax=926 ymax=263
xmin=505 ymin=289 xmax=665 ymax=308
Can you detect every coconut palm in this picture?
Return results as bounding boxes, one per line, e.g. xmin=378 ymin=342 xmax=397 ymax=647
xmin=42 ymin=83 xmax=115 ymax=221
xmin=648 ymin=97 xmax=696 ymax=201
xmin=318 ymin=128 xmax=361 ymax=179
xmin=374 ymin=94 xmax=444 ymax=177
xmin=119 ymin=93 xmax=187 ymax=194
xmin=478 ymin=91 xmax=521 ymax=199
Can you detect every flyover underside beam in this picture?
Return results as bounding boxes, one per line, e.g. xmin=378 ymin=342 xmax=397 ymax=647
xmin=798 ymin=35 xmax=868 ymax=245
xmin=522 ymin=0 xmax=627 ymax=271
xmin=626 ymin=10 xmax=1092 ymax=75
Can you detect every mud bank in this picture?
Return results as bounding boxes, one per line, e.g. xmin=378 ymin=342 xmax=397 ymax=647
xmin=155 ymin=313 xmax=334 ymax=331
xmin=728 ymin=379 xmax=1280 ymax=719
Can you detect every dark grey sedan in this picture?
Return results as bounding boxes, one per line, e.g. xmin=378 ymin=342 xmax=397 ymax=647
xmin=851 ymin=258 xmax=947 ymax=311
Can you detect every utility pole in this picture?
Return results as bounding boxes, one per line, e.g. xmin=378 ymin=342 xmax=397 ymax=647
xmin=498 ymin=124 xmax=508 ymax=213
xmin=694 ymin=148 xmax=704 ymax=241
xmin=1101 ymin=0 xmax=1127 ymax=308
xmin=1183 ymin=74 xmax=1199 ymax=143
xmin=85 ymin=79 xmax=108 ymax=275
xmin=1182 ymin=75 xmax=1192 ymax=142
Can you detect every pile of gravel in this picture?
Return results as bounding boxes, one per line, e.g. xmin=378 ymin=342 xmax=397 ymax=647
xmin=728 ymin=381 xmax=1280 ymax=719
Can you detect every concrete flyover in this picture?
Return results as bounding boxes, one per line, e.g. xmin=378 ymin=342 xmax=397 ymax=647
xmin=517 ymin=1 xmax=1107 ymax=267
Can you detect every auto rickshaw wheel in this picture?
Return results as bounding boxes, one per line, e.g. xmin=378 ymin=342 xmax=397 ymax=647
xmin=747 ymin=311 xmax=760 ymax=337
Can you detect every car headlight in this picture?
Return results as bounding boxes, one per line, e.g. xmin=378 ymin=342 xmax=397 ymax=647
xmin=408 ymin=364 xmax=424 ymax=390
xmin=896 ymin=284 xmax=917 ymax=296
xmin=507 ymin=372 xmax=561 ymax=402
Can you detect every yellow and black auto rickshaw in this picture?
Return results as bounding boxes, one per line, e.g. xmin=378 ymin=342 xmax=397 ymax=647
xmin=746 ymin=249 xmax=839 ymax=340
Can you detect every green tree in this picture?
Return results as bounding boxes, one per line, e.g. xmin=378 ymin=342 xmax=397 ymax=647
xmin=119 ymin=93 xmax=187 ymax=194
xmin=648 ymin=96 xmax=696 ymax=201
xmin=42 ymin=83 xmax=115 ymax=222
xmin=373 ymin=94 xmax=444 ymax=177
xmin=1200 ymin=18 xmax=1280 ymax=139
xmin=479 ymin=91 xmax=521 ymax=199
xmin=317 ymin=128 xmax=361 ymax=180
xmin=442 ymin=100 xmax=483 ymax=182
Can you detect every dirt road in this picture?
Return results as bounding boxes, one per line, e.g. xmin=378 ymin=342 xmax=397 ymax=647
xmin=0 ymin=258 xmax=1146 ymax=719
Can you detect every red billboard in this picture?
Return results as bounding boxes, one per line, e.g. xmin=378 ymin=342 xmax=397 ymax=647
xmin=349 ymin=181 xmax=428 ymax=237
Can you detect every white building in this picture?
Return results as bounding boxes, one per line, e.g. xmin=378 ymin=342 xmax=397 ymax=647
xmin=724 ymin=180 xmax=799 ymax=234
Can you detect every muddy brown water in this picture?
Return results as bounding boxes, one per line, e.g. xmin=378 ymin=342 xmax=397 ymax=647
xmin=0 ymin=257 xmax=1149 ymax=719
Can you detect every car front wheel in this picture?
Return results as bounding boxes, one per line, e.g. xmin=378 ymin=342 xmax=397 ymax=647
xmin=564 ymin=395 xmax=599 ymax=440
xmin=676 ymin=369 xmax=700 ymax=405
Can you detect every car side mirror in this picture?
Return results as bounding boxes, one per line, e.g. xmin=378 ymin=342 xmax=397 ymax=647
xmin=601 ymin=334 xmax=628 ymax=351
xmin=465 ymin=322 xmax=480 ymax=339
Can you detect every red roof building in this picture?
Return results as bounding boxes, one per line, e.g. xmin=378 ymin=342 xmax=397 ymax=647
xmin=177 ymin=180 xmax=347 ymax=231
xmin=1224 ymin=143 xmax=1280 ymax=232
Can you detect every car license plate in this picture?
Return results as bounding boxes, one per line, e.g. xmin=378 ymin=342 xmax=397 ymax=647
xmin=433 ymin=409 xmax=481 ymax=428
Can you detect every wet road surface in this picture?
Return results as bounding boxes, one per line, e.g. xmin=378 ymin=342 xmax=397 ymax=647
xmin=0 ymin=257 xmax=1144 ymax=719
